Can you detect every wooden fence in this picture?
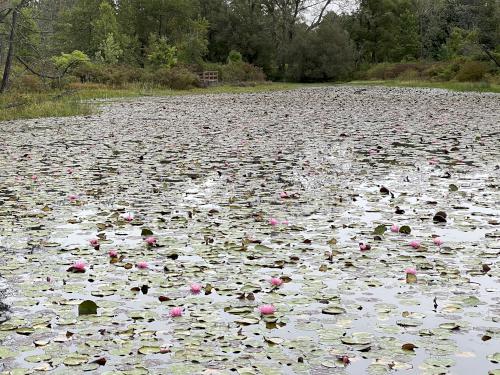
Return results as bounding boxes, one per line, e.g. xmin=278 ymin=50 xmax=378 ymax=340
xmin=198 ymin=71 xmax=219 ymax=86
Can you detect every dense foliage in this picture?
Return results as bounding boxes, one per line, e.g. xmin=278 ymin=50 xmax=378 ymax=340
xmin=0 ymin=0 xmax=498 ymax=91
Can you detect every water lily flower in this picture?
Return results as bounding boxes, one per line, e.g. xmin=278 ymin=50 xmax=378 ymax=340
xmin=31 ymin=175 xmax=38 ymax=181
xmin=409 ymin=240 xmax=421 ymax=249
xmin=136 ymin=261 xmax=149 ymax=269
xmin=269 ymin=218 xmax=279 ymax=226
xmin=433 ymin=237 xmax=443 ymax=246
xmin=89 ymin=238 xmax=99 ymax=249
xmin=270 ymin=277 xmax=283 ymax=286
xmin=190 ymin=283 xmax=202 ymax=294
xmin=72 ymin=260 xmax=86 ymax=272
xmin=280 ymin=192 xmax=289 ymax=198
xmin=390 ymin=224 xmax=400 ymax=233
xmin=341 ymin=355 xmax=350 ymax=365
xmin=359 ymin=243 xmax=371 ymax=251
xmin=108 ymin=250 xmax=118 ymax=258
xmin=169 ymin=307 xmax=183 ymax=317
xmin=68 ymin=194 xmax=78 ymax=202
xmin=67 ymin=168 xmax=74 ymax=174
xmin=429 ymin=158 xmax=438 ymax=165
xmin=258 ymin=304 xmax=276 ymax=315
xmin=145 ymin=237 xmax=157 ymax=246
xmin=405 ymin=267 xmax=417 ymax=275
xmin=282 ymin=220 xmax=289 ymax=225
xmin=122 ymin=212 xmax=134 ymax=222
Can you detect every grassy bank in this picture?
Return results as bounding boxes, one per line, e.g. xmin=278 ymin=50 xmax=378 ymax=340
xmin=348 ymin=80 xmax=500 ymax=93
xmin=1 ymin=80 xmax=498 ymax=122
xmin=0 ymin=82 xmax=318 ymax=122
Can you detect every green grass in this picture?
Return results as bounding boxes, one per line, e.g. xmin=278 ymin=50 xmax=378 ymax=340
xmin=347 ymin=80 xmax=500 ymax=93
xmin=73 ymin=82 xmax=326 ymax=100
xmin=0 ymin=82 xmax=322 ymax=122
xmin=0 ymin=92 xmax=93 ymax=122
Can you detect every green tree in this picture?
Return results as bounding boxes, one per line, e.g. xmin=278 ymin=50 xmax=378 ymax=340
xmin=287 ymin=13 xmax=355 ymax=81
xmin=147 ymin=34 xmax=178 ymax=68
xmin=55 ymin=0 xmax=106 ymax=55
xmin=95 ymin=33 xmax=123 ymax=64
xmin=52 ymin=50 xmax=90 ymax=73
xmin=91 ymin=1 xmax=121 ymax=56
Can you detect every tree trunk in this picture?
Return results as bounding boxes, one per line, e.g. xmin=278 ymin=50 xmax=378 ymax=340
xmin=0 ymin=8 xmax=18 ymax=94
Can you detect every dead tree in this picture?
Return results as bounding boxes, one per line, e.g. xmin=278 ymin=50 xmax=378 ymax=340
xmin=0 ymin=0 xmax=29 ymax=93
xmin=0 ymin=7 xmax=17 ymax=93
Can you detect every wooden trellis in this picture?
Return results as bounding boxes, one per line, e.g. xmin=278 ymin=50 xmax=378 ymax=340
xmin=198 ymin=71 xmax=219 ymax=86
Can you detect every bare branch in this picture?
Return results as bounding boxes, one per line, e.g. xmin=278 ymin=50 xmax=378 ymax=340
xmin=16 ymin=56 xmax=78 ymax=80
xmin=307 ymin=0 xmax=333 ymax=30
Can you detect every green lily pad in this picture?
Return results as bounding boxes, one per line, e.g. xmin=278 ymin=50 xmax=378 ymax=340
xmin=138 ymin=346 xmax=161 ymax=355
xmin=63 ymin=354 xmax=89 ymax=366
xmin=78 ymin=300 xmax=98 ymax=316
xmin=322 ymin=306 xmax=346 ymax=315
xmin=488 ymin=353 xmax=500 ymax=363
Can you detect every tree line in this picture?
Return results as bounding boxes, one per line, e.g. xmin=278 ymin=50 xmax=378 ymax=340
xmin=0 ymin=0 xmax=498 ymax=92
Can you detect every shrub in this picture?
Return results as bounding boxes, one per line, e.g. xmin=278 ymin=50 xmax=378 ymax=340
xmin=201 ymin=62 xmax=265 ymax=83
xmin=398 ymin=69 xmax=420 ymax=81
xmin=154 ymin=67 xmax=200 ymax=90
xmin=365 ymin=64 xmax=390 ymax=80
xmin=422 ymin=61 xmax=461 ymax=81
xmin=227 ymin=50 xmax=243 ymax=64
xmin=72 ymin=64 xmax=147 ymax=86
xmin=222 ymin=62 xmax=265 ymax=82
xmin=455 ymin=61 xmax=488 ymax=82
xmin=12 ymin=75 xmax=45 ymax=92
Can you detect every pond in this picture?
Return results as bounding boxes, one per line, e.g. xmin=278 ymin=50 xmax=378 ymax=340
xmin=0 ymin=86 xmax=499 ymax=374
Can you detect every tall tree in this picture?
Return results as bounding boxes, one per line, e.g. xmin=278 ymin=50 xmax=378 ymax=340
xmin=1 ymin=0 xmax=31 ymax=93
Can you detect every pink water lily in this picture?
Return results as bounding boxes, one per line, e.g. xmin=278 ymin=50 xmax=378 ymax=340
xmin=68 ymin=194 xmax=78 ymax=202
xmin=72 ymin=260 xmax=86 ymax=272
xmin=433 ymin=237 xmax=443 ymax=246
xmin=169 ymin=307 xmax=183 ymax=317
xmin=270 ymin=277 xmax=283 ymax=286
xmin=258 ymin=304 xmax=276 ymax=315
xmin=31 ymin=175 xmax=38 ymax=181
xmin=390 ymin=224 xmax=399 ymax=233
xmin=89 ymin=238 xmax=99 ymax=249
xmin=280 ymin=192 xmax=289 ymax=198
xmin=190 ymin=283 xmax=202 ymax=294
xmin=108 ymin=250 xmax=118 ymax=258
xmin=122 ymin=212 xmax=134 ymax=222
xmin=405 ymin=267 xmax=417 ymax=275
xmin=67 ymin=168 xmax=74 ymax=174
xmin=269 ymin=218 xmax=279 ymax=226
xmin=359 ymin=243 xmax=371 ymax=251
xmin=409 ymin=240 xmax=421 ymax=249
xmin=145 ymin=237 xmax=157 ymax=246
xmin=136 ymin=261 xmax=149 ymax=269
xmin=341 ymin=355 xmax=350 ymax=365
